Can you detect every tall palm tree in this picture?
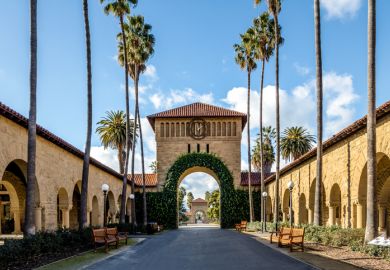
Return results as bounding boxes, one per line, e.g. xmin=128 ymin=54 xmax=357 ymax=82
xmin=234 ymin=29 xmax=257 ymax=222
xmin=365 ymin=0 xmax=377 ymax=243
xmin=255 ymin=0 xmax=282 ymax=229
xmin=280 ymin=127 xmax=315 ymax=162
xmin=100 ymin=0 xmax=137 ymax=225
xmin=252 ymin=126 xmax=276 ymax=175
xmin=118 ymin=15 xmax=155 ymax=225
xmin=25 ymin=0 xmax=38 ymax=236
xmin=80 ymin=0 xmax=93 ymax=230
xmin=252 ymin=12 xmax=282 ymax=224
xmin=96 ymin=110 xmax=136 ymax=174
xmin=313 ymin=0 xmax=324 ymax=227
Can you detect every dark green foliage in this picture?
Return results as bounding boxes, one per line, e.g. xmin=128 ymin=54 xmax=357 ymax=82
xmin=136 ymin=153 xmax=261 ymax=229
xmin=0 ymin=228 xmax=93 ymax=269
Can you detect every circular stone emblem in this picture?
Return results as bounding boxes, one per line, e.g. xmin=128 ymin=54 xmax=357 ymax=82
xmin=190 ymin=118 xmax=207 ymax=140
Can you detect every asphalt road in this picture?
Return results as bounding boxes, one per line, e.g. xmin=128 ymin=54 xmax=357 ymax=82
xmin=87 ymin=227 xmax=317 ymax=270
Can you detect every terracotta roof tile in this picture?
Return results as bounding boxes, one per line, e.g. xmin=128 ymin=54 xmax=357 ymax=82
xmin=129 ymin=173 xmax=158 ymax=187
xmin=147 ymin=102 xmax=247 ymax=130
xmin=0 ymin=102 xmax=123 ymax=180
xmin=240 ymin=172 xmax=272 ymax=186
xmin=265 ymin=99 xmax=390 ymax=185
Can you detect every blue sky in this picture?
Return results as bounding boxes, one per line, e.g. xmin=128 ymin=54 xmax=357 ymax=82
xmin=1 ymin=0 xmax=389 ymax=199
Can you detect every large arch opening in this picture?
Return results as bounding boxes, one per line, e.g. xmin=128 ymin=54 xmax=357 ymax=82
xmin=57 ymin=188 xmax=69 ymax=228
xmin=329 ymin=183 xmax=341 ymax=226
xmin=299 ymin=193 xmax=308 ymax=225
xmin=0 ymin=160 xmax=40 ymax=235
xmin=178 ymin=171 xmax=220 ymax=226
xmin=70 ymin=182 xmax=81 ymax=229
xmin=91 ymin=196 xmax=99 ymax=227
xmin=164 ymin=153 xmax=236 ymax=228
xmin=308 ymin=178 xmax=327 ymax=225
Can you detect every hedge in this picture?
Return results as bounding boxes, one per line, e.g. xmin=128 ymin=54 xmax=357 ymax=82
xmin=135 ymin=152 xmax=261 ymax=229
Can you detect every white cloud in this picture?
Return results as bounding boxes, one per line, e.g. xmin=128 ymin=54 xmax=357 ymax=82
xmin=321 ymin=0 xmax=362 ymax=19
xmin=294 ymin=63 xmax=310 ymax=76
xmin=91 ymin=146 xmax=120 ymax=173
xmin=222 ymin=71 xmax=358 ymax=140
xmin=149 ymin=88 xmax=214 ymax=110
xmin=144 ymin=65 xmax=158 ymax=81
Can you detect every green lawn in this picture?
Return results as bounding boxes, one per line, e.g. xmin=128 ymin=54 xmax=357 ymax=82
xmin=37 ymin=239 xmax=136 ymax=270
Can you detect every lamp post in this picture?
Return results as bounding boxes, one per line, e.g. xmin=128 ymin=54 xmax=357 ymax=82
xmin=129 ymin=194 xmax=135 ymax=224
xmin=262 ymin=191 xmax=268 ymax=232
xmin=102 ymin=183 xmax=109 ymax=227
xmin=287 ymin=180 xmax=294 ymax=228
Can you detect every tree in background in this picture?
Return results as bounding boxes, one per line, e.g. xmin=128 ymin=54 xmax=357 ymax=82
xmin=234 ymin=28 xmax=257 ymax=222
xmin=252 ymin=126 xmax=276 ymax=175
xmin=100 ymin=0 xmax=137 ymax=225
xmin=280 ymin=126 xmax=315 ymax=162
xmin=149 ymin=161 xmax=158 ymax=173
xmin=187 ymin=192 xmax=194 ymax=210
xmin=205 ymin=191 xmax=211 ymax=201
xmin=178 ymin=186 xmax=187 ymax=222
xmin=207 ymin=190 xmax=220 ymax=222
xmin=96 ymin=110 xmax=136 ymax=174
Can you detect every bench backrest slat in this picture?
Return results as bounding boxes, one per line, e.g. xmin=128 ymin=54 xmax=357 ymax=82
xmin=93 ymin=229 xmax=106 ymax=238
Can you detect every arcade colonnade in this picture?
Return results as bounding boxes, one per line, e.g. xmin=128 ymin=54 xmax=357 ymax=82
xmin=265 ymin=102 xmax=390 ymax=235
xmin=0 ymin=103 xmax=132 ymax=234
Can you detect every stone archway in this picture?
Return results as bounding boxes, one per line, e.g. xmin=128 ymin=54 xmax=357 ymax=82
xmin=164 ymin=153 xmax=236 ymax=228
xmin=329 ymin=183 xmax=341 ymax=226
xmin=299 ymin=193 xmax=308 ymax=225
xmin=57 ymin=188 xmax=69 ymax=228
xmin=91 ymin=196 xmax=99 ymax=227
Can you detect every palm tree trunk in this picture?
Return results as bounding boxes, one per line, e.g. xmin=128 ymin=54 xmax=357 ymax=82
xmin=260 ymin=60 xmax=265 ymax=224
xmin=273 ymin=14 xmax=280 ymax=229
xmin=25 ymin=0 xmax=38 ymax=236
xmin=137 ymin=110 xmax=147 ymax=226
xmin=365 ymin=0 xmax=377 ymax=243
xmin=118 ymin=143 xmax=124 ymax=174
xmin=314 ymin=0 xmax=323 ymax=226
xmin=80 ymin=0 xmax=93 ymax=230
xmin=119 ymin=15 xmax=131 ymax=225
xmin=247 ymin=69 xmax=254 ymax=222
xmin=130 ymin=65 xmax=140 ymax=227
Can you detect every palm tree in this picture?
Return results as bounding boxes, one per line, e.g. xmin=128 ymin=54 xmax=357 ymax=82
xmin=313 ymin=0 xmax=324 ymax=227
xmin=252 ymin=126 xmax=276 ymax=175
xmin=365 ymin=0 xmax=377 ymax=243
xmin=100 ymin=0 xmax=137 ymax=225
xmin=96 ymin=110 xmax=136 ymax=174
xmin=79 ymin=0 xmax=93 ymax=230
xmin=234 ymin=29 xmax=257 ymax=222
xmin=252 ymin=11 xmax=282 ymax=224
xmin=25 ymin=0 xmax=38 ymax=236
xmin=281 ymin=127 xmax=315 ymax=162
xmin=255 ymin=0 xmax=282 ymax=229
xmin=118 ymin=15 xmax=155 ymax=225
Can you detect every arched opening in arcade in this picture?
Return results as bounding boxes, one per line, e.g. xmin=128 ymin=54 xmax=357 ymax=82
xmin=357 ymin=153 xmax=390 ymax=236
xmin=178 ymin=170 xmax=220 ymax=227
xmin=0 ymin=160 xmax=40 ymax=235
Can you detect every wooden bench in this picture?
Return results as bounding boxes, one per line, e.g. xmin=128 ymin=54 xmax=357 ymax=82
xmin=288 ymin=227 xmax=305 ymax=252
xmin=270 ymin=227 xmax=292 ymax=247
xmin=92 ymin=228 xmax=118 ymax=252
xmin=106 ymin=227 xmax=128 ymax=245
xmin=235 ymin=221 xmax=247 ymax=232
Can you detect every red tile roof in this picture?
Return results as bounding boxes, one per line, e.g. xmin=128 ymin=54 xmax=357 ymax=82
xmin=147 ymin=102 xmax=247 ymax=131
xmin=129 ymin=173 xmax=158 ymax=187
xmin=265 ymin=99 xmax=390 ymax=185
xmin=240 ymin=172 xmax=272 ymax=186
xmin=192 ymin=198 xmax=207 ymax=203
xmin=0 ymin=102 xmax=123 ymax=180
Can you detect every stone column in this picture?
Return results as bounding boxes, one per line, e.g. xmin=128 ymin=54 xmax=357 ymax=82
xmin=62 ymin=208 xmax=70 ymax=228
xmin=329 ymin=206 xmax=335 ymax=226
xmin=357 ymin=203 xmax=364 ymax=229
xmin=12 ymin=207 xmax=21 ymax=234
xmin=378 ymin=205 xmax=386 ymax=231
xmin=35 ymin=207 xmax=42 ymax=231
xmin=308 ymin=209 xmax=313 ymax=224
xmin=283 ymin=212 xmax=287 ymax=222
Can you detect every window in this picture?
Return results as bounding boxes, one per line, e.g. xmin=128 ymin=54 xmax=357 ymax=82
xmin=181 ymin=123 xmax=185 ymax=136
xmin=206 ymin=122 xmax=211 ymax=136
xmin=217 ymin=122 xmax=221 ymax=136
xmin=165 ymin=123 xmax=170 ymax=137
xmin=176 ymin=123 xmax=180 ymax=137
xmin=160 ymin=123 xmax=165 ymax=137
xmin=188 ymin=144 xmax=191 ymax=153
xmin=197 ymin=144 xmax=200 ymax=153
xmin=227 ymin=122 xmax=231 ymax=136
xmin=212 ymin=122 xmax=216 ymax=136
xmin=171 ymin=123 xmax=175 ymax=137
xmin=206 ymin=144 xmax=210 ymax=153
xmin=232 ymin=122 xmax=237 ymax=136
xmin=186 ymin=122 xmax=191 ymax=137
xmin=222 ymin=122 xmax=226 ymax=136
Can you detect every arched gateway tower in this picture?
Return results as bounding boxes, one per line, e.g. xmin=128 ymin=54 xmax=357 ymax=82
xmin=147 ymin=102 xmax=247 ymax=190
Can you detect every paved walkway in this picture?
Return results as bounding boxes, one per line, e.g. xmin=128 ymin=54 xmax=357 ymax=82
xmin=86 ymin=227 xmax=316 ymax=270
